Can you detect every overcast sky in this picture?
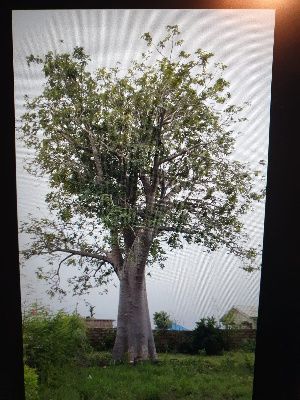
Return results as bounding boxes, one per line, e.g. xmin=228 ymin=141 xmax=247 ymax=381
xmin=13 ymin=9 xmax=275 ymax=329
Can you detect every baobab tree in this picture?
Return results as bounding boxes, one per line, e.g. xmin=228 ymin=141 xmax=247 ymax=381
xmin=20 ymin=25 xmax=264 ymax=361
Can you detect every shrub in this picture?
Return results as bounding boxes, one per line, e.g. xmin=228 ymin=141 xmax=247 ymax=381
xmin=23 ymin=304 xmax=91 ymax=379
xmin=24 ymin=365 xmax=39 ymax=400
xmin=95 ymin=333 xmax=116 ymax=351
xmin=191 ymin=317 xmax=225 ymax=355
xmin=81 ymin=351 xmax=113 ymax=367
xmin=240 ymin=338 xmax=256 ymax=353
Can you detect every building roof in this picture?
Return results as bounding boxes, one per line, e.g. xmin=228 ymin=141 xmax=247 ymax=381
xmin=224 ymin=305 xmax=258 ymax=319
xmin=235 ymin=305 xmax=258 ymax=318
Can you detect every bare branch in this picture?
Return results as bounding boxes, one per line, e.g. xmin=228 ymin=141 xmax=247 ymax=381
xmin=53 ymin=246 xmax=112 ymax=263
xmin=56 ymin=253 xmax=73 ymax=281
xmin=93 ymin=261 xmax=106 ymax=277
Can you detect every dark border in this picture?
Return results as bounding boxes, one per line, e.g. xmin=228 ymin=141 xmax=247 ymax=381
xmin=2 ymin=6 xmax=25 ymax=400
xmin=251 ymin=1 xmax=300 ymax=399
xmin=3 ymin=1 xmax=300 ymax=399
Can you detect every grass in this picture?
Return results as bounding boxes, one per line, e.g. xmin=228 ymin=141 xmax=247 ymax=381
xmin=37 ymin=351 xmax=255 ymax=400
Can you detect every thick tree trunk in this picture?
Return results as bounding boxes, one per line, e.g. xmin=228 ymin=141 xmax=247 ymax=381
xmin=112 ymin=261 xmax=157 ymax=362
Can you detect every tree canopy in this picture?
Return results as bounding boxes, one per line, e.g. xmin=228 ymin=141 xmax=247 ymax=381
xmin=153 ymin=311 xmax=173 ymax=330
xmin=20 ymin=24 xmax=264 ymax=299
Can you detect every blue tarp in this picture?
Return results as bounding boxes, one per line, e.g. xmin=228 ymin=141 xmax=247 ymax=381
xmin=169 ymin=323 xmax=190 ymax=331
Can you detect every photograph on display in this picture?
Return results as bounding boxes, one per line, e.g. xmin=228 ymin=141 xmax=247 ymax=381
xmin=13 ymin=9 xmax=275 ymax=398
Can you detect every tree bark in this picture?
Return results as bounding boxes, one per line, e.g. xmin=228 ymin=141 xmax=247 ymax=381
xmin=112 ymin=259 xmax=157 ymax=362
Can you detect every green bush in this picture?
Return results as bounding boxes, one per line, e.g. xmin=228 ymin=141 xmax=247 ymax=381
xmin=191 ymin=317 xmax=225 ymax=355
xmin=80 ymin=351 xmax=113 ymax=367
xmin=24 ymin=365 xmax=39 ymax=400
xmin=23 ymin=304 xmax=91 ymax=380
xmin=95 ymin=333 xmax=116 ymax=351
xmin=153 ymin=311 xmax=172 ymax=330
xmin=240 ymin=338 xmax=256 ymax=353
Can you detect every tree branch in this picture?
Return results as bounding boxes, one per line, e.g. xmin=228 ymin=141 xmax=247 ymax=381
xmin=108 ymin=229 xmax=125 ymax=277
xmin=140 ymin=173 xmax=152 ymax=198
xmin=77 ymin=122 xmax=124 ymax=160
xmin=86 ymin=130 xmax=105 ymax=185
xmin=55 ymin=253 xmax=73 ymax=281
xmin=158 ymin=142 xmax=202 ymax=166
xmin=93 ymin=261 xmax=106 ymax=277
xmin=142 ymin=107 xmax=166 ymax=210
xmin=52 ymin=245 xmax=125 ymax=277
xmin=52 ymin=247 xmax=112 ymax=263
xmin=123 ymin=226 xmax=136 ymax=251
xmin=52 ymin=125 xmax=88 ymax=152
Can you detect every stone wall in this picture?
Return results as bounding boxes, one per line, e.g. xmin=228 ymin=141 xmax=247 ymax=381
xmin=153 ymin=330 xmax=192 ymax=352
xmin=87 ymin=327 xmax=116 ymax=348
xmin=84 ymin=318 xmax=115 ymax=329
xmin=221 ymin=329 xmax=257 ymax=348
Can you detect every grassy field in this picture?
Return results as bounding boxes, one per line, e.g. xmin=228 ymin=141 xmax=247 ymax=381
xmin=37 ymin=351 xmax=255 ymax=400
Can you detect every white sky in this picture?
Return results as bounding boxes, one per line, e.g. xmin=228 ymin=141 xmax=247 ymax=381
xmin=13 ymin=9 xmax=275 ymax=329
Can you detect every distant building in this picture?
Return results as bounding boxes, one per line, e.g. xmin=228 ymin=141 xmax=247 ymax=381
xmin=220 ymin=305 xmax=258 ymax=329
xmin=84 ymin=318 xmax=116 ymax=328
